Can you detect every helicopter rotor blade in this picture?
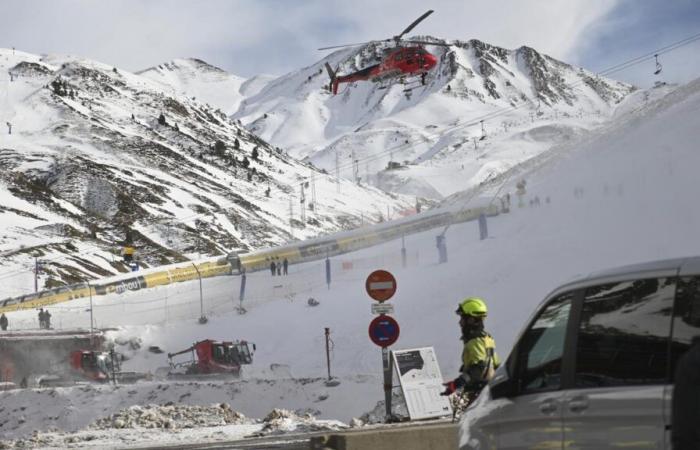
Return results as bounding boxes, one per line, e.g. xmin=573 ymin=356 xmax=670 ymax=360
xmin=318 ymin=41 xmax=375 ymax=51
xmin=403 ymin=40 xmax=452 ymax=47
xmin=396 ymin=10 xmax=434 ymax=40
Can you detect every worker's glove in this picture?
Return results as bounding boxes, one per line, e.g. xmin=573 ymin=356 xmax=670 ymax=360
xmin=440 ymin=377 xmax=466 ymax=396
xmin=440 ymin=381 xmax=457 ymax=396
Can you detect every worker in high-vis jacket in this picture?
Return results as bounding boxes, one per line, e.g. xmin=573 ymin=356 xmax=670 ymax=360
xmin=122 ymin=245 xmax=135 ymax=263
xmin=441 ymin=297 xmax=500 ymax=396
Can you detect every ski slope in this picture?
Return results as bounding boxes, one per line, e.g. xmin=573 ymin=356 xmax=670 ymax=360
xmin=1 ymin=78 xmax=699 ymax=446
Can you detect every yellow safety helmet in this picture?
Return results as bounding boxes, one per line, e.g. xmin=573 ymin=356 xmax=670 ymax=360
xmin=456 ymin=297 xmax=488 ymax=317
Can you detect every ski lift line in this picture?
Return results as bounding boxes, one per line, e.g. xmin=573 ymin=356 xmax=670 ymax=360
xmin=594 ymin=32 xmax=700 ymax=76
xmin=4 ymin=32 xmax=699 ymax=289
xmin=331 ymin=30 xmax=700 ymax=176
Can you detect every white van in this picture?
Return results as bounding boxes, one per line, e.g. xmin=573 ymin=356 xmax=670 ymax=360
xmin=459 ymin=256 xmax=700 ymax=449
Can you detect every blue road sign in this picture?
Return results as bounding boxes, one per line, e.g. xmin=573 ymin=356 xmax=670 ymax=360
xmin=369 ymin=315 xmax=400 ymax=347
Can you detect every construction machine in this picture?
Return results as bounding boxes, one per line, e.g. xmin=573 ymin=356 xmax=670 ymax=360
xmin=39 ymin=349 xmax=149 ymax=387
xmin=164 ymin=339 xmax=254 ymax=378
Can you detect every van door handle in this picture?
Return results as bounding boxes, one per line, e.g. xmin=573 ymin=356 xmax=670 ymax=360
xmin=567 ymin=396 xmax=589 ymax=413
xmin=539 ymin=400 xmax=557 ymax=415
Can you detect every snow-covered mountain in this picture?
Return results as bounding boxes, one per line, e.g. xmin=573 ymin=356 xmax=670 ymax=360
xmin=2 ymin=76 xmax=698 ymax=447
xmin=0 ymin=48 xmax=412 ymax=296
xmin=138 ymin=58 xmax=247 ymax=115
xmin=233 ymin=38 xmax=636 ymax=198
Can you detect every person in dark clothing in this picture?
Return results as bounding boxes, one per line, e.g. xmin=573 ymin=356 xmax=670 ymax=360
xmin=44 ymin=309 xmax=51 ymax=329
xmin=270 ymin=261 xmax=276 ymax=276
xmin=276 ymin=263 xmax=281 ymax=276
xmin=0 ymin=313 xmax=8 ymax=331
xmin=283 ymin=258 xmax=288 ymax=275
xmin=38 ymin=308 xmax=45 ymax=329
xmin=672 ymin=336 xmax=700 ymax=449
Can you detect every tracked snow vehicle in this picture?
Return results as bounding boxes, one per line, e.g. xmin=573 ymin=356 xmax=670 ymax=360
xmin=164 ymin=339 xmax=254 ymax=379
xmin=38 ymin=349 xmax=150 ymax=387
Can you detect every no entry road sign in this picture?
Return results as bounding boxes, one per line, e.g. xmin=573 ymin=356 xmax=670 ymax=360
xmin=368 ymin=315 xmax=400 ymax=347
xmin=365 ymin=270 xmax=397 ymax=302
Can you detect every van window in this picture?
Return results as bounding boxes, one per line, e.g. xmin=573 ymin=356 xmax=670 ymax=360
xmin=670 ymin=276 xmax=700 ymax=378
xmin=516 ymin=292 xmax=573 ymax=394
xmin=575 ymin=278 xmax=675 ymax=387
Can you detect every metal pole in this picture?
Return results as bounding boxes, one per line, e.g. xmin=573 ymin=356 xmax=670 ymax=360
xmin=87 ymin=281 xmax=94 ymax=346
xmin=401 ymin=235 xmax=407 ymax=268
xmin=325 ymin=327 xmax=331 ymax=381
xmin=383 ymin=347 xmax=393 ymax=421
xmin=110 ymin=349 xmax=117 ymax=385
xmin=34 ymin=258 xmax=38 ymax=292
xmin=238 ymin=271 xmax=247 ymax=312
xmin=192 ymin=263 xmax=207 ymax=324
xmin=325 ymin=255 xmax=331 ymax=290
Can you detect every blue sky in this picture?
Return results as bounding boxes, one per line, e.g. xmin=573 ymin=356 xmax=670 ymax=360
xmin=1 ymin=0 xmax=698 ymax=87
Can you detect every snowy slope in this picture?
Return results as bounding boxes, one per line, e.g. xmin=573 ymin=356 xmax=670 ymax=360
xmin=138 ymin=58 xmax=247 ymax=115
xmin=0 ymin=48 xmax=412 ymax=297
xmin=1 ymin=77 xmax=698 ymax=447
xmin=233 ymin=38 xmax=635 ymax=199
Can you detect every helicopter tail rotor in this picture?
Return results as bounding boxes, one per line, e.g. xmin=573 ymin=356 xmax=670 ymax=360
xmin=324 ymin=63 xmax=340 ymax=95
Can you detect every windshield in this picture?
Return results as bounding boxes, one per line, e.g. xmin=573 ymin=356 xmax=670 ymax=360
xmin=95 ymin=355 xmax=110 ymax=375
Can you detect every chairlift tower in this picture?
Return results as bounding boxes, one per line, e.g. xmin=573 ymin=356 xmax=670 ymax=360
xmin=288 ymin=196 xmax=294 ymax=238
xmin=335 ymin=150 xmax=340 ymax=193
xmin=311 ymin=172 xmax=317 ymax=213
xmin=300 ymin=182 xmax=306 ymax=225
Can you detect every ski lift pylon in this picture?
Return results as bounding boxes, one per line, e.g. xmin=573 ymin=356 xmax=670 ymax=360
xmin=654 ymin=54 xmax=662 ymax=75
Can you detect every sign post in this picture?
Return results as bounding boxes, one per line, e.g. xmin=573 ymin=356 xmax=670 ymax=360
xmin=366 ymin=270 xmax=399 ymax=422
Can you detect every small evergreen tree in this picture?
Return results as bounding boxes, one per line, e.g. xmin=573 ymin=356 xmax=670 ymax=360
xmin=214 ymin=140 xmax=226 ymax=156
xmin=251 ymin=146 xmax=259 ymax=160
xmin=158 ymin=113 xmax=167 ymax=126
xmin=234 ymin=138 xmax=240 ymax=150
xmin=241 ymin=157 xmax=250 ymax=168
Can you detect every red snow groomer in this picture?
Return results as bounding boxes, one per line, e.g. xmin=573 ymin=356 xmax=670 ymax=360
xmin=39 ymin=350 xmax=149 ymax=387
xmin=70 ymin=350 xmax=112 ymax=382
xmin=166 ymin=339 xmax=254 ymax=378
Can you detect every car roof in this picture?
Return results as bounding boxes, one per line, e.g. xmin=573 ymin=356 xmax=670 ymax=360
xmin=546 ymin=255 xmax=700 ymax=301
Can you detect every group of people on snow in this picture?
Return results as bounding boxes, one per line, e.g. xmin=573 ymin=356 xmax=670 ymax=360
xmin=270 ymin=258 xmax=289 ymax=276
xmin=38 ymin=308 xmax=51 ymax=329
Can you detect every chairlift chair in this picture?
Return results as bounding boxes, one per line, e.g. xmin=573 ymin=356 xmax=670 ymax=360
xmin=654 ymin=54 xmax=662 ymax=75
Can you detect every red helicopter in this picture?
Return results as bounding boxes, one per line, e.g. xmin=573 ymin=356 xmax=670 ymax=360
xmin=320 ymin=10 xmax=447 ymax=95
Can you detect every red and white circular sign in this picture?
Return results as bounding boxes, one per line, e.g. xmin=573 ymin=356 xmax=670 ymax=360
xmin=365 ymin=270 xmax=397 ymax=302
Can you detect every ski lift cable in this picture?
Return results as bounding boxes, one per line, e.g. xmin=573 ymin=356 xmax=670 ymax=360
xmin=421 ymin=32 xmax=700 ymax=235
xmin=3 ymin=32 xmax=699 ymax=290
xmin=333 ymin=30 xmax=700 ymax=174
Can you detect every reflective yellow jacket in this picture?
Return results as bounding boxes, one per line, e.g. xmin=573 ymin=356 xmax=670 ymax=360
xmin=461 ymin=332 xmax=500 ymax=384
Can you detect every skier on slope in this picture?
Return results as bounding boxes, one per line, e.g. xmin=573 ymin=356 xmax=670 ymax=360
xmin=441 ymin=297 xmax=500 ymax=399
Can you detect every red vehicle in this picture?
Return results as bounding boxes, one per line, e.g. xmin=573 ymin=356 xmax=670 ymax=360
xmin=166 ymin=339 xmax=254 ymax=378
xmin=320 ymin=10 xmax=446 ymax=94
xmin=70 ymin=350 xmax=112 ymax=382
xmin=39 ymin=349 xmax=148 ymax=386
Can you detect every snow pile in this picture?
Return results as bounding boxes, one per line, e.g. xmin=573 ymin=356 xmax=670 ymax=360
xmin=357 ymin=391 xmax=410 ymax=425
xmin=91 ymin=402 xmax=246 ymax=430
xmin=255 ymin=408 xmax=347 ymax=435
